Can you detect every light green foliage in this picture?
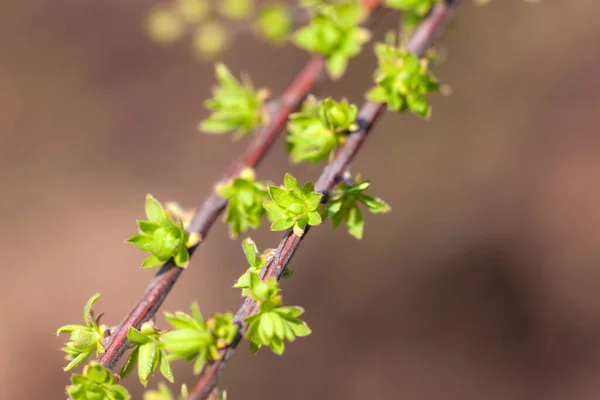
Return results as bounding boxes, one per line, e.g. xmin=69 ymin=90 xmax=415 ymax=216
xmin=244 ymin=274 xmax=311 ymax=355
xmin=264 ymin=173 xmax=323 ymax=236
xmin=144 ymin=383 xmax=189 ymax=400
xmin=193 ymin=22 xmax=229 ymax=60
xmin=323 ymin=177 xmax=391 ymax=239
xmin=367 ymin=43 xmax=440 ymax=117
xmin=67 ymin=362 xmax=130 ymax=400
xmin=127 ymin=195 xmax=197 ymax=269
xmin=57 ymin=293 xmax=106 ymax=372
xmin=287 ymin=96 xmax=358 ymax=164
xmin=199 ymin=63 xmax=269 ymax=139
xmin=147 ymin=6 xmax=185 ymax=44
xmin=160 ymin=303 xmax=238 ymax=374
xmin=120 ymin=323 xmax=173 ymax=386
xmin=385 ymin=0 xmax=439 ymax=32
xmin=218 ymin=0 xmax=253 ymax=20
xmin=256 ymin=4 xmax=293 ymax=43
xmin=215 ymin=168 xmax=271 ymax=238
xmin=178 ymin=0 xmax=210 ymax=23
xmin=293 ymin=0 xmax=371 ymax=79
xmin=234 ymin=238 xmax=274 ymax=294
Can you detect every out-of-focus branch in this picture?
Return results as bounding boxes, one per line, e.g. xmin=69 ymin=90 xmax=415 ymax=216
xmin=187 ymin=2 xmax=458 ymax=399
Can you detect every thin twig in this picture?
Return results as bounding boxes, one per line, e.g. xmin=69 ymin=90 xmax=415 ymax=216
xmin=94 ymin=1 xmax=383 ymax=372
xmin=187 ymin=2 xmax=458 ymax=399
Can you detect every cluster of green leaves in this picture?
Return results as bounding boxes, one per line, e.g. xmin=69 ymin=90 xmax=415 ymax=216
xmin=385 ymin=0 xmax=440 ymax=33
xmin=234 ymin=237 xmax=273 ymax=294
xmin=57 ymin=293 xmax=106 ymax=372
xmin=323 ymin=177 xmax=391 ymax=239
xmin=244 ymin=273 xmax=311 ymax=354
xmin=264 ymin=173 xmax=323 ymax=236
xmin=120 ymin=322 xmax=173 ymax=386
xmin=367 ymin=42 xmax=440 ymax=117
xmin=287 ymin=96 xmax=358 ymax=164
xmin=199 ymin=63 xmax=269 ymax=139
xmin=293 ymin=0 xmax=371 ymax=78
xmin=67 ymin=362 xmax=130 ymax=400
xmin=160 ymin=303 xmax=238 ymax=373
xmin=127 ymin=195 xmax=199 ymax=269
xmin=215 ymin=168 xmax=271 ymax=238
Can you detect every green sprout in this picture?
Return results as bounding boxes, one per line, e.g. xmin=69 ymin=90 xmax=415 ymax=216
xmin=120 ymin=322 xmax=173 ymax=386
xmin=264 ymin=173 xmax=323 ymax=236
xmin=199 ymin=63 xmax=270 ymax=139
xmin=323 ymin=176 xmax=391 ymax=239
xmin=127 ymin=194 xmax=199 ymax=269
xmin=160 ymin=303 xmax=238 ymax=374
xmin=287 ymin=96 xmax=358 ymax=164
xmin=293 ymin=0 xmax=371 ymax=79
xmin=244 ymin=274 xmax=311 ymax=354
xmin=67 ymin=362 xmax=130 ymax=400
xmin=215 ymin=168 xmax=271 ymax=238
xmin=234 ymin=237 xmax=275 ymax=295
xmin=57 ymin=293 xmax=106 ymax=372
xmin=367 ymin=42 xmax=440 ymax=117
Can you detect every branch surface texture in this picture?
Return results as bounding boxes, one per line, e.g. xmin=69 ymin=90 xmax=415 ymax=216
xmin=96 ymin=0 xmax=382 ymax=372
xmin=188 ymin=2 xmax=458 ymax=399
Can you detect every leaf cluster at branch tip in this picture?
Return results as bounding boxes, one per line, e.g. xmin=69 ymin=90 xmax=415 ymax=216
xmin=57 ymin=293 xmax=106 ymax=372
xmin=199 ymin=63 xmax=270 ymax=139
xmin=264 ymin=173 xmax=323 ymax=236
xmin=368 ymin=42 xmax=440 ymax=117
xmin=127 ymin=194 xmax=198 ymax=269
xmin=323 ymin=176 xmax=391 ymax=239
xmin=287 ymin=96 xmax=358 ymax=164
xmin=234 ymin=237 xmax=274 ymax=295
xmin=160 ymin=303 xmax=238 ymax=374
xmin=120 ymin=322 xmax=173 ymax=386
xmin=244 ymin=274 xmax=311 ymax=355
xmin=293 ymin=0 xmax=371 ymax=79
xmin=215 ymin=168 xmax=272 ymax=238
xmin=67 ymin=361 xmax=130 ymax=400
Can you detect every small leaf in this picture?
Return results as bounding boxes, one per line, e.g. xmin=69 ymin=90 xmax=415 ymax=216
xmin=271 ymin=218 xmax=295 ymax=231
xmin=127 ymin=327 xmax=152 ymax=345
xmin=145 ymin=194 xmax=165 ymax=222
xmin=120 ymin=347 xmax=139 ymax=378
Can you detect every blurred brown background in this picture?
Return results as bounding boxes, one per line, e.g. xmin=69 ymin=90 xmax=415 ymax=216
xmin=2 ymin=0 xmax=600 ymax=399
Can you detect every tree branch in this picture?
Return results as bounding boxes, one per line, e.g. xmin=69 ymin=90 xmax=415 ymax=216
xmin=95 ymin=0 xmax=383 ymax=372
xmin=187 ymin=2 xmax=458 ymax=399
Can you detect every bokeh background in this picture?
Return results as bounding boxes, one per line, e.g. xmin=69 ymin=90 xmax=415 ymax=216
xmin=2 ymin=0 xmax=600 ymax=399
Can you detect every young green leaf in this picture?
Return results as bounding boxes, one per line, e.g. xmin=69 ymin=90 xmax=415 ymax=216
xmin=160 ymin=303 xmax=238 ymax=374
xmin=244 ymin=274 xmax=311 ymax=354
xmin=367 ymin=43 xmax=440 ymax=118
xmin=57 ymin=293 xmax=106 ymax=371
xmin=323 ymin=176 xmax=391 ymax=239
xmin=199 ymin=63 xmax=269 ymax=139
xmin=287 ymin=97 xmax=358 ymax=164
xmin=127 ymin=194 xmax=195 ymax=269
xmin=264 ymin=173 xmax=323 ymax=236
xmin=67 ymin=362 xmax=131 ymax=400
xmin=234 ymin=238 xmax=274 ymax=295
xmin=215 ymin=168 xmax=272 ymax=238
xmin=120 ymin=322 xmax=173 ymax=386
xmin=292 ymin=1 xmax=370 ymax=79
